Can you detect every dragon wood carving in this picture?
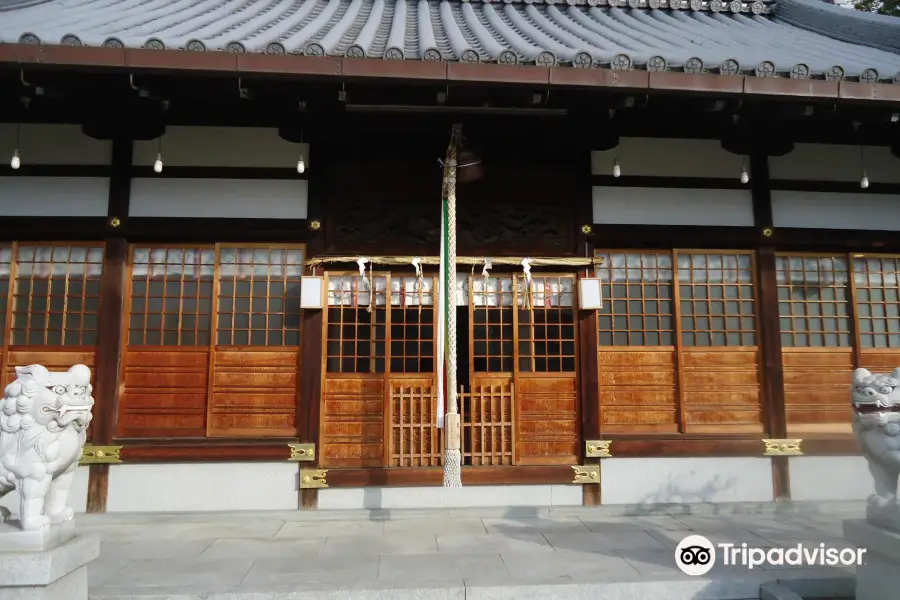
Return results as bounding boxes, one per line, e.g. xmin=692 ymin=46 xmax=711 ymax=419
xmin=851 ymin=367 xmax=900 ymax=529
xmin=0 ymin=365 xmax=94 ymax=530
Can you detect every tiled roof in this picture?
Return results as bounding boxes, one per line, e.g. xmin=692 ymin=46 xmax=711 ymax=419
xmin=1 ymin=0 xmax=898 ymax=82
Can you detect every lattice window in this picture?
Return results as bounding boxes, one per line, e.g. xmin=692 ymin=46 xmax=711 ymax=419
xmin=0 ymin=246 xmax=10 ymax=346
xmin=853 ymin=256 xmax=900 ymax=348
xmin=517 ymin=276 xmax=576 ymax=372
xmin=11 ymin=245 xmax=103 ymax=346
xmin=217 ymin=247 xmax=303 ymax=346
xmin=595 ymin=252 xmax=674 ymax=346
xmin=677 ymin=252 xmax=755 ymax=346
xmin=471 ymin=276 xmax=514 ymax=372
xmin=776 ymin=255 xmax=851 ymax=347
xmin=128 ymin=247 xmax=215 ymax=346
xmin=326 ymin=274 xmax=387 ymax=373
xmin=389 ymin=276 xmax=435 ymax=373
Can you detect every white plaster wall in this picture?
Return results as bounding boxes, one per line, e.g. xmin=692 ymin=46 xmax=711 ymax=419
xmin=106 ymin=463 xmax=299 ymax=512
xmin=770 ymin=144 xmax=900 ymax=183
xmin=592 ymin=187 xmax=755 ymax=226
xmin=772 ymin=191 xmax=900 ymax=230
xmin=591 ymin=138 xmax=740 ymax=178
xmin=0 ymin=124 xmax=111 ymax=165
xmin=601 ymin=457 xmax=774 ymax=505
xmin=129 ymin=178 xmax=308 ymax=219
xmin=132 ymin=126 xmax=309 ymax=169
xmin=318 ymin=485 xmax=584 ymax=510
xmin=0 ymin=177 xmax=109 ymax=217
xmin=0 ymin=466 xmax=89 ymax=515
xmin=789 ymin=456 xmax=874 ymax=502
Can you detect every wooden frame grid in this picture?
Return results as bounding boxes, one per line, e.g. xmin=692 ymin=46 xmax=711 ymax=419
xmin=516 ymin=275 xmax=577 ymax=373
xmin=390 ymin=381 xmax=441 ymax=467
xmin=595 ymin=251 xmax=675 ymax=347
xmin=459 ymin=383 xmax=515 ymax=466
xmin=216 ymin=246 xmax=304 ymax=347
xmin=676 ymin=251 xmax=757 ymax=347
xmin=852 ymin=255 xmax=900 ymax=349
xmin=775 ymin=254 xmax=852 ymax=348
xmin=127 ymin=245 xmax=216 ymax=346
xmin=10 ymin=243 xmax=104 ymax=347
xmin=325 ymin=272 xmax=389 ymax=374
xmin=389 ymin=275 xmax=436 ymax=374
xmin=470 ymin=275 xmax=515 ymax=373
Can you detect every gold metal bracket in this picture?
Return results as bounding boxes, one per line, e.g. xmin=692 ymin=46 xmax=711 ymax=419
xmin=572 ymin=464 xmax=600 ymax=484
xmin=288 ymin=443 xmax=316 ymax=462
xmin=585 ymin=440 xmax=612 ymax=458
xmin=80 ymin=445 xmax=123 ymax=465
xmin=299 ymin=468 xmax=329 ymax=488
xmin=762 ymin=438 xmax=803 ymax=456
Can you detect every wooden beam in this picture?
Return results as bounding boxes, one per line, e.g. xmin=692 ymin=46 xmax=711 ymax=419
xmin=102 ymin=435 xmax=857 ymax=463
xmin=605 ymin=436 xmax=764 ymax=457
xmin=325 ymin=465 xmax=578 ymax=487
xmin=86 ymin=137 xmax=132 ymax=513
xmin=118 ymin=441 xmax=296 ymax=462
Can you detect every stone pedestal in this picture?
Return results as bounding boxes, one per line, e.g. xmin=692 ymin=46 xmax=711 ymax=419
xmin=844 ymin=518 xmax=900 ymax=600
xmin=0 ymin=520 xmax=99 ymax=600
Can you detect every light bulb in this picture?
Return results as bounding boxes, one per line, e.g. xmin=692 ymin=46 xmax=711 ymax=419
xmin=10 ymin=149 xmax=20 ymax=170
xmin=153 ymin=153 xmax=163 ymax=174
xmin=297 ymin=157 xmax=305 ymax=174
xmin=740 ymin=167 xmax=749 ymax=184
xmin=860 ymin=171 xmax=869 ymax=189
xmin=612 ymin=159 xmax=621 ymax=178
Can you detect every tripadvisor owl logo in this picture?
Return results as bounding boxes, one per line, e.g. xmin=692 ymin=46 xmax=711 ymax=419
xmin=675 ymin=535 xmax=716 ymax=576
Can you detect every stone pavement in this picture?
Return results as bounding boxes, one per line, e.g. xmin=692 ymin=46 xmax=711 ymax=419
xmin=79 ymin=503 xmax=863 ymax=600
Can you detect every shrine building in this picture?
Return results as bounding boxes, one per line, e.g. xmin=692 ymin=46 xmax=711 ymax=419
xmin=0 ymin=0 xmax=899 ymax=512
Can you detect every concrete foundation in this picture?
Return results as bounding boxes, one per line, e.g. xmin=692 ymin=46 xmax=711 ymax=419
xmin=0 ymin=520 xmax=100 ymax=600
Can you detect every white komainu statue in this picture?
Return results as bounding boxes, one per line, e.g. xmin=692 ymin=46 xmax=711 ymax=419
xmin=0 ymin=365 xmax=94 ymax=530
xmin=851 ymin=367 xmax=900 ymax=521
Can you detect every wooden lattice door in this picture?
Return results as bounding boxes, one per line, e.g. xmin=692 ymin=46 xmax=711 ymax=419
xmin=513 ymin=275 xmax=579 ymax=465
xmin=466 ymin=274 xmax=579 ymax=466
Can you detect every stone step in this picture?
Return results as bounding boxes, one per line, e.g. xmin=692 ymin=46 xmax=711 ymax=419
xmin=89 ymin=574 xmax=856 ymax=600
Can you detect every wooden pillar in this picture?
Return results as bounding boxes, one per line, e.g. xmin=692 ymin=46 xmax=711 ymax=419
xmin=577 ymin=146 xmax=602 ymax=505
xmin=298 ymin=142 xmax=326 ymax=510
xmin=86 ymin=136 xmax=131 ymax=513
xmin=750 ymin=151 xmax=790 ymax=501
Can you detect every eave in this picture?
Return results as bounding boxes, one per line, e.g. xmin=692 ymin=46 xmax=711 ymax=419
xmin=1 ymin=43 xmax=899 ymax=105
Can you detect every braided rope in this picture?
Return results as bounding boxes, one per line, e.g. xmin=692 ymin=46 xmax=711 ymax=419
xmin=447 ymin=124 xmax=460 ymax=417
xmin=444 ymin=124 xmax=463 ymax=488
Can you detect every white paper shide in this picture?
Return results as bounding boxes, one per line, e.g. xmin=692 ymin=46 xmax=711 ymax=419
xmin=0 ymin=365 xmax=94 ymax=530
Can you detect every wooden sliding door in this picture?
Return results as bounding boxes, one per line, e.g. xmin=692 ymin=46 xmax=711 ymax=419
xmin=467 ymin=274 xmax=579 ymax=466
xmin=117 ymin=244 xmax=304 ymax=439
xmin=775 ymin=254 xmax=853 ymax=435
xmin=595 ymin=250 xmax=763 ymax=435
xmin=319 ymin=272 xmax=440 ymax=468
xmin=0 ymin=242 xmax=102 ymax=392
